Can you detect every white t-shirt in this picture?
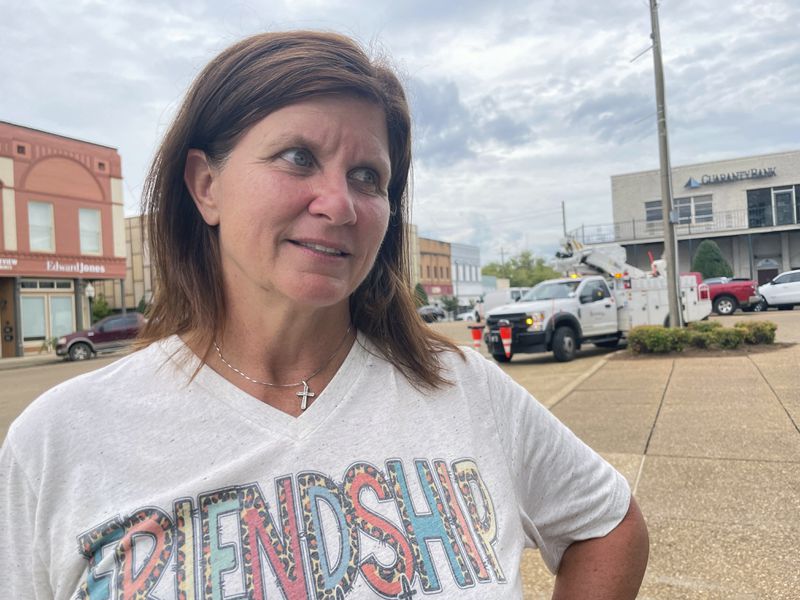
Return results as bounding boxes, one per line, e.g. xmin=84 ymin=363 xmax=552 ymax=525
xmin=1 ymin=334 xmax=630 ymax=599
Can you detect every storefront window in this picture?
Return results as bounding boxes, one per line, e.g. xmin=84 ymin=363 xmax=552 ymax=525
xmin=28 ymin=201 xmax=54 ymax=252
xmin=79 ymin=208 xmax=102 ymax=254
xmin=49 ymin=297 xmax=74 ymax=339
xmin=21 ymin=296 xmax=46 ymax=342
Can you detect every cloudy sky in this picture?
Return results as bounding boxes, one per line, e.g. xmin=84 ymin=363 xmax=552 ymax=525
xmin=2 ymin=0 xmax=798 ymax=263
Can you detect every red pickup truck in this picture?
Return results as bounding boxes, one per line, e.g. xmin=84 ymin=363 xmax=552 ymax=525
xmin=703 ymin=277 xmax=761 ymax=315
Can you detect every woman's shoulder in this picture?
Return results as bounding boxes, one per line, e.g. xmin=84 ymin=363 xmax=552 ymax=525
xmin=5 ymin=337 xmax=185 ymax=448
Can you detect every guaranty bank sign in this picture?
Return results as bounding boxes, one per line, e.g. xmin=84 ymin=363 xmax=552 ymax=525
xmin=685 ymin=167 xmax=777 ymax=189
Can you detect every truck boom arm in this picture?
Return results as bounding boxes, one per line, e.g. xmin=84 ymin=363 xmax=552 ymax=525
xmin=554 ymin=238 xmax=649 ymax=279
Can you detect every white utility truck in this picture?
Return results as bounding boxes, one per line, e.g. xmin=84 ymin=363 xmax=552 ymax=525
xmin=483 ymin=240 xmax=712 ymax=362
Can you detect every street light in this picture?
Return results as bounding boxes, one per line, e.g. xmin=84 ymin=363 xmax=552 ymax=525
xmin=85 ymin=282 xmax=95 ymax=325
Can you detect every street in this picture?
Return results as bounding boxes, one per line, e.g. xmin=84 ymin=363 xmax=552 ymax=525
xmin=1 ymin=310 xmax=799 ymax=598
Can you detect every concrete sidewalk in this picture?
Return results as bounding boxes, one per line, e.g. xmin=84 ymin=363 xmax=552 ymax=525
xmin=518 ymin=344 xmax=800 ymax=600
xmin=0 ymin=352 xmax=63 ymax=371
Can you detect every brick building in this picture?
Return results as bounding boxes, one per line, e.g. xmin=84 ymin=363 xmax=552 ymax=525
xmin=0 ymin=122 xmax=127 ymax=357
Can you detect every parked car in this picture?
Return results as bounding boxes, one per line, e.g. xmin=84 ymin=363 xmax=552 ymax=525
xmin=758 ymin=269 xmax=800 ymax=311
xmin=455 ymin=308 xmax=478 ymax=321
xmin=702 ymin=276 xmax=761 ymax=315
xmin=416 ymin=305 xmax=446 ymax=323
xmin=56 ymin=313 xmax=145 ymax=360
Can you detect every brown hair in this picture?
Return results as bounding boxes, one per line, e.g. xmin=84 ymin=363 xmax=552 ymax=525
xmin=140 ymin=30 xmax=460 ymax=388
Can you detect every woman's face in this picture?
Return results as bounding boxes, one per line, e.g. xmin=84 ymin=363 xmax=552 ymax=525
xmin=195 ymin=95 xmax=392 ymax=314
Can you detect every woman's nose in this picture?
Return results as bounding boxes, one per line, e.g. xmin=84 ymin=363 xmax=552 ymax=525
xmin=307 ymin=173 xmax=357 ymax=225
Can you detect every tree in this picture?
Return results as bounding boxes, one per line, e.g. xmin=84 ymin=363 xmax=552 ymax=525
xmin=691 ymin=240 xmax=733 ymax=279
xmin=413 ymin=283 xmax=428 ymax=307
xmin=92 ymin=294 xmax=113 ymax=322
xmin=440 ymin=296 xmax=460 ymax=315
xmin=482 ymin=251 xmax=561 ymax=287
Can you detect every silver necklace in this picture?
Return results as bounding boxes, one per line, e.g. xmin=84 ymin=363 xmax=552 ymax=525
xmin=213 ymin=325 xmax=352 ymax=410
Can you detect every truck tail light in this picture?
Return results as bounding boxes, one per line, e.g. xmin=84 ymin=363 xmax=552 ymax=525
xmin=699 ymin=284 xmax=710 ymax=300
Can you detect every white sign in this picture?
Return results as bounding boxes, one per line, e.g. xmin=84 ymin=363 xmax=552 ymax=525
xmin=45 ymin=260 xmax=106 ymax=274
xmin=0 ymin=257 xmax=18 ymax=271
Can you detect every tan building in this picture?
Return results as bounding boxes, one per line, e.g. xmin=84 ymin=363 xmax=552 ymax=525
xmin=96 ymin=214 xmax=154 ymax=311
xmin=419 ymin=237 xmax=452 ymax=300
xmin=576 ymin=149 xmax=800 ymax=284
xmin=0 ymin=122 xmax=127 ymax=357
xmin=406 ymin=223 xmax=420 ymax=287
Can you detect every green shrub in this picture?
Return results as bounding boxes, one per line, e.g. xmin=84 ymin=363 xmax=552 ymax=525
xmin=688 ymin=330 xmax=712 ymax=348
xmin=734 ymin=320 xmax=777 ymax=344
xmin=710 ymin=328 xmax=746 ymax=349
xmin=92 ymin=294 xmax=113 ymax=321
xmin=688 ymin=320 xmax=723 ymax=333
xmin=628 ymin=326 xmax=686 ymax=353
xmin=629 ymin=321 xmax=775 ymax=354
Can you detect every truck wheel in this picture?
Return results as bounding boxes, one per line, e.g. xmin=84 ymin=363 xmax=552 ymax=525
xmin=69 ymin=342 xmax=92 ymax=361
xmin=492 ymin=353 xmax=512 ymax=363
xmin=713 ymin=295 xmax=737 ymax=315
xmin=552 ymin=327 xmax=577 ymax=362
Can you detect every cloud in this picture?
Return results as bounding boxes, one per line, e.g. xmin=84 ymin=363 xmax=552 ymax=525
xmin=3 ymin=0 xmax=798 ymax=265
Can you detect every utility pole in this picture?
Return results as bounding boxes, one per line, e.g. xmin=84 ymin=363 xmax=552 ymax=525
xmin=499 ymin=247 xmax=506 ymax=268
xmin=650 ymin=0 xmax=682 ymax=328
xmin=561 ymin=201 xmax=567 ymax=237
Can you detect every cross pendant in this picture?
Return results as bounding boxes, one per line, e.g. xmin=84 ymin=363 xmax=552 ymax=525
xmin=296 ymin=380 xmax=315 ymax=410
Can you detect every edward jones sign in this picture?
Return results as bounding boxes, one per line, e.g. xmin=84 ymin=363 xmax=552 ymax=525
xmin=0 ymin=255 xmax=125 ymax=279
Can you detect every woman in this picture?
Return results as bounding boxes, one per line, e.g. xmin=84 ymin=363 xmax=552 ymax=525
xmin=1 ymin=31 xmax=647 ymax=598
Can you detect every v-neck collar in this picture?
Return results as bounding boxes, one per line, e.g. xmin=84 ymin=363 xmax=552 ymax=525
xmin=156 ymin=332 xmax=372 ymax=441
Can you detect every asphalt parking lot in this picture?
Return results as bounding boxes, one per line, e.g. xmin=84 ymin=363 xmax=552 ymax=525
xmin=434 ymin=309 xmax=800 ymax=599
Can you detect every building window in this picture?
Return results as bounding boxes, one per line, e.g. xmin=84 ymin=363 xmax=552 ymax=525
xmin=426 ymin=265 xmax=431 ymax=279
xmin=49 ymin=296 xmax=74 ymax=338
xmin=79 ymin=208 xmax=102 ymax=254
xmin=748 ymin=186 xmax=798 ymax=228
xmin=774 ymin=187 xmax=795 ymax=226
xmin=16 ymin=144 xmax=26 ymax=155
xmin=21 ymin=296 xmax=46 ymax=342
xmin=645 ymin=200 xmax=662 ymax=222
xmin=673 ymin=194 xmax=713 ymax=225
xmin=28 ymin=201 xmax=54 ymax=252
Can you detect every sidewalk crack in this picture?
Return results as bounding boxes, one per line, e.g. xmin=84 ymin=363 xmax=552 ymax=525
xmin=643 ymin=358 xmax=675 ymax=456
xmin=748 ymin=355 xmax=800 ymax=435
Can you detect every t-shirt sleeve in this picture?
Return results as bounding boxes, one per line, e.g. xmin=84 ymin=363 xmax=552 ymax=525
xmin=0 ymin=433 xmax=53 ymax=599
xmin=480 ymin=354 xmax=631 ymax=573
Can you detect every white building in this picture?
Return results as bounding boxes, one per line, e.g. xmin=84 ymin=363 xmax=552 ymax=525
xmin=450 ymin=242 xmax=482 ymax=306
xmin=573 ymin=149 xmax=800 ymax=285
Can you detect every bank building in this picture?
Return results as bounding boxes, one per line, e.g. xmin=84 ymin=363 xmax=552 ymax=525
xmin=573 ymin=149 xmax=800 ymax=284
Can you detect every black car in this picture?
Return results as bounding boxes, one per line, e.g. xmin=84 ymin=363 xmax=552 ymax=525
xmin=417 ymin=305 xmax=446 ymax=323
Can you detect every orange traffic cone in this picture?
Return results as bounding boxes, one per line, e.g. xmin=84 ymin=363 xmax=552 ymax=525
xmin=468 ymin=324 xmax=484 ymax=350
xmin=498 ymin=320 xmax=512 ymax=358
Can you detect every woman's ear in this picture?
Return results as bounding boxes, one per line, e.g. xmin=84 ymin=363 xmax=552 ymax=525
xmin=184 ymin=149 xmax=220 ymax=226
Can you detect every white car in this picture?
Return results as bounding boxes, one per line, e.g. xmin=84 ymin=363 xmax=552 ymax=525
xmin=758 ymin=269 xmax=800 ymax=310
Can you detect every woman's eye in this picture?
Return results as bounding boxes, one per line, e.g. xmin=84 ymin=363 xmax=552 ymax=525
xmin=280 ymin=148 xmax=314 ymax=168
xmin=350 ymin=167 xmax=379 ymax=187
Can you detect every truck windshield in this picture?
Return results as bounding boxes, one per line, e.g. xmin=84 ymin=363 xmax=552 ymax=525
xmin=521 ymin=280 xmax=580 ymax=301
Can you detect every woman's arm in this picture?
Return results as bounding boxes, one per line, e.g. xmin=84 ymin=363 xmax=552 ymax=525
xmin=552 ymin=497 xmax=649 ymax=599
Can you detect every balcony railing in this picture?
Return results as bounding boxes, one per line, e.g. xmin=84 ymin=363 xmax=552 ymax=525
xmin=569 ymin=207 xmax=764 ymax=245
